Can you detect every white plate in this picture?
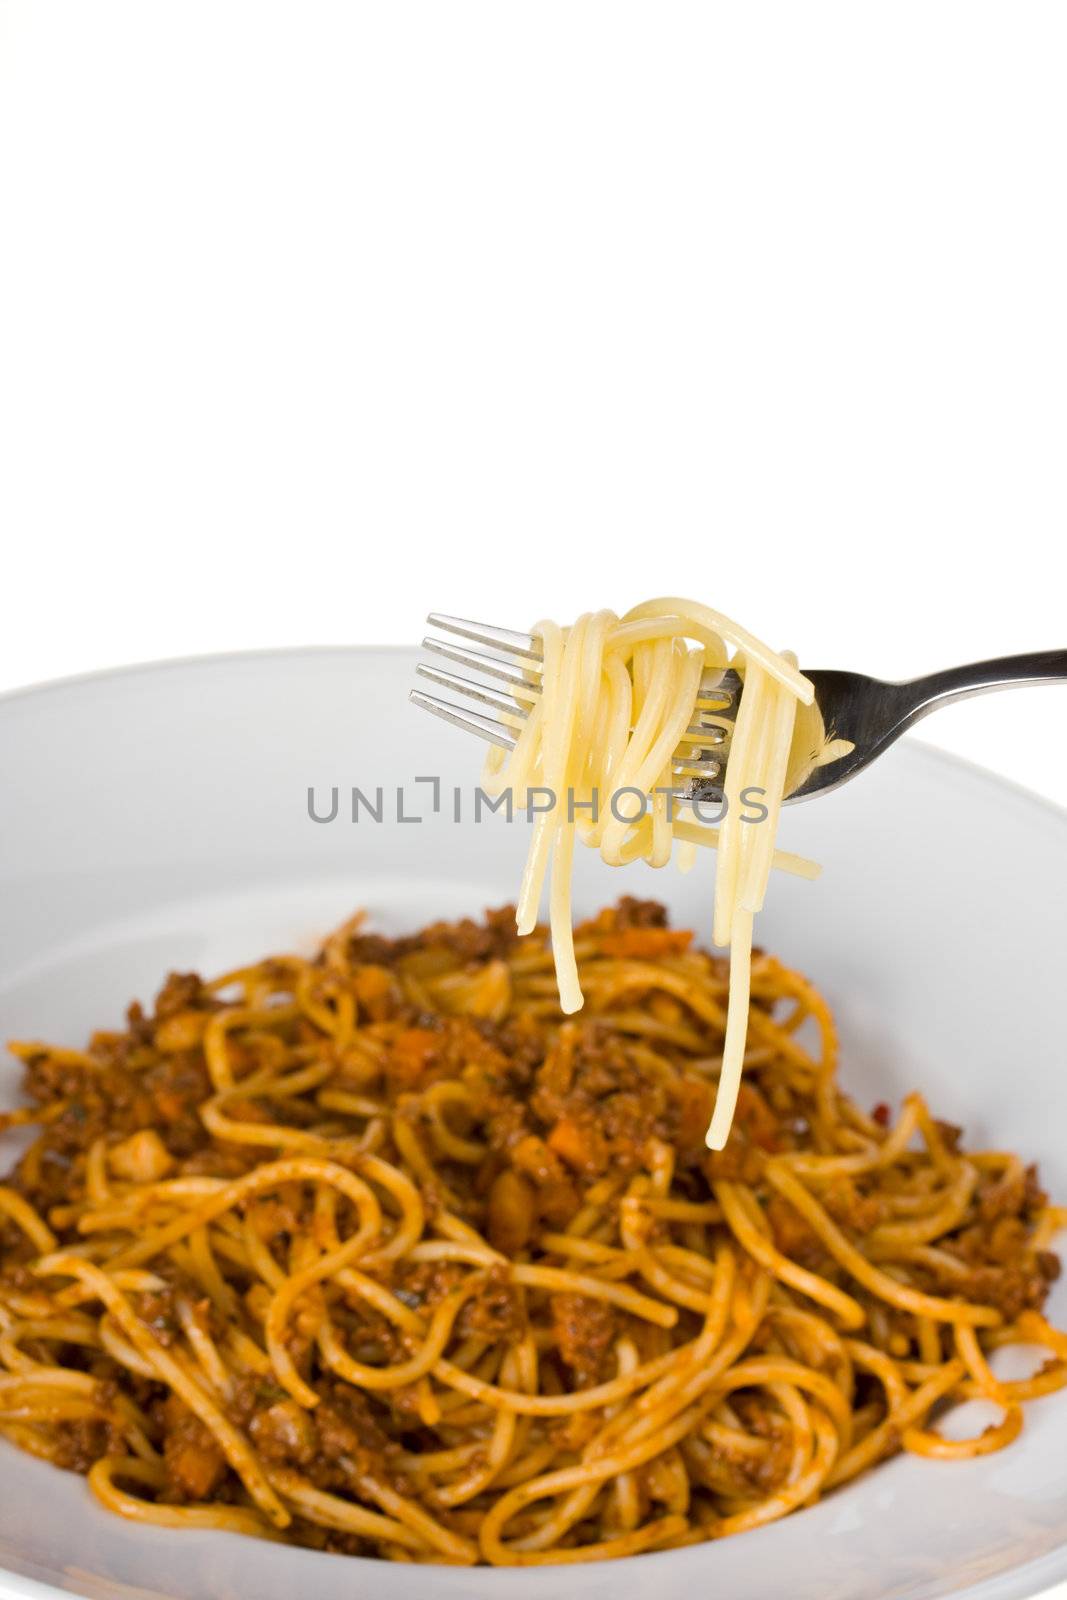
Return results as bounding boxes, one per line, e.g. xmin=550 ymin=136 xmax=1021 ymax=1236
xmin=0 ymin=648 xmax=1065 ymax=1600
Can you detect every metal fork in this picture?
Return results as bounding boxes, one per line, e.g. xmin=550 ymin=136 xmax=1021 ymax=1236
xmin=410 ymin=615 xmax=1067 ymax=802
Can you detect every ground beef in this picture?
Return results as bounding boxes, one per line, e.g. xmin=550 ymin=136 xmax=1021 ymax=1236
xmin=341 ymin=905 xmax=520 ymax=970
xmin=153 ymin=972 xmax=212 ymax=1021
xmin=550 ymin=1293 xmax=617 ymax=1386
xmin=457 ymin=1266 xmax=527 ymax=1341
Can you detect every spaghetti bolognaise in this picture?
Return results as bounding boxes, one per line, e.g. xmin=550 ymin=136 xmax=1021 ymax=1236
xmin=0 ymin=903 xmax=1062 ymax=1565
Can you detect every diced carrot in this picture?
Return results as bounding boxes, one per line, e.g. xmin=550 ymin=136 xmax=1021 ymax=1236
xmin=547 ymin=1116 xmax=605 ymax=1174
xmin=487 ymin=1170 xmax=536 ymax=1254
xmin=546 ymin=1118 xmax=587 ymax=1168
xmin=355 ymin=965 xmax=393 ymax=1003
xmin=354 ymin=965 xmax=395 ymax=1021
xmin=388 ymin=1028 xmax=440 ymax=1087
xmin=167 ymin=1435 xmax=225 ymax=1499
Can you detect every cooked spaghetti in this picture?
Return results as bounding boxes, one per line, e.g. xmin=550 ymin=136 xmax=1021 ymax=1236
xmin=480 ymin=599 xmax=850 ymax=1148
xmin=0 ymin=901 xmax=1062 ymax=1566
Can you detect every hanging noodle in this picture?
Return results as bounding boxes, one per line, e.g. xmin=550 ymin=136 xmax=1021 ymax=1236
xmin=0 ymin=902 xmax=1062 ymax=1566
xmin=480 ymin=599 xmax=852 ymax=1149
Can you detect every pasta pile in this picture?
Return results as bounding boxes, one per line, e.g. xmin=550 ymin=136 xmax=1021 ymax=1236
xmin=0 ymin=903 xmax=1061 ymax=1566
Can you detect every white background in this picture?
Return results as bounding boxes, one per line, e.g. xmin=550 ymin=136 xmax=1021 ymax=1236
xmin=1 ymin=1 xmax=1065 ymax=806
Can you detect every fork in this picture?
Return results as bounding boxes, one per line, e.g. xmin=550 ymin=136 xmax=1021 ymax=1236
xmin=410 ymin=615 xmax=1067 ymax=802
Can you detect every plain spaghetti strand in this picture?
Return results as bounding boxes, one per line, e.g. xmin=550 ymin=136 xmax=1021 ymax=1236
xmin=483 ymin=601 xmax=816 ymax=1146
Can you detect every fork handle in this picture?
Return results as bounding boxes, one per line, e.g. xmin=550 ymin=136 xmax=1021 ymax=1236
xmin=900 ymin=648 xmax=1067 ymax=727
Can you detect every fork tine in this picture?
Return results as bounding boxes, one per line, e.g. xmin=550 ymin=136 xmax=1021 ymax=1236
xmin=409 ymin=689 xmax=517 ymax=753
xmin=426 ymin=613 xmax=543 ymax=662
xmin=416 ymin=664 xmax=530 ymax=720
xmin=678 ymin=721 xmax=729 ymax=745
xmin=422 ymin=637 xmax=542 ymax=697
xmin=672 ymin=751 xmax=722 ymax=772
xmin=696 ymin=668 xmax=742 ymax=705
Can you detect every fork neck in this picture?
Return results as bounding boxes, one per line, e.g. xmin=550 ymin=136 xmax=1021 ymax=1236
xmin=898 ymin=648 xmax=1067 ymax=728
